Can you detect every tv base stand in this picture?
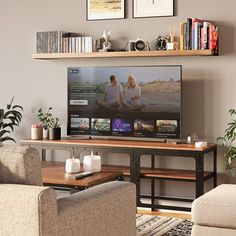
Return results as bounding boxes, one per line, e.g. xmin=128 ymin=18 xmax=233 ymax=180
xmin=20 ymin=138 xmax=217 ymax=212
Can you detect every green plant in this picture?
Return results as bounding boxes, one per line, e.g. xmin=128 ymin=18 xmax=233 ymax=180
xmin=37 ymin=107 xmax=53 ymax=129
xmin=37 ymin=107 xmax=60 ymax=129
xmin=217 ymin=109 xmax=236 ymax=176
xmin=0 ymin=97 xmax=23 ymax=143
xmin=50 ymin=117 xmax=60 ymax=128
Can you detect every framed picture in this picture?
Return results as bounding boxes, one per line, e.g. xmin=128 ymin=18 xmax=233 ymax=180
xmin=133 ymin=0 xmax=174 ymax=18
xmin=87 ymin=0 xmax=125 ymax=21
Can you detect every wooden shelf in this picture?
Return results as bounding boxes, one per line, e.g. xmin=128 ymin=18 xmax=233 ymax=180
xmin=32 ymin=49 xmax=216 ymax=60
xmin=101 ymin=165 xmax=212 ymax=181
xmin=42 ymin=162 xmax=212 ymax=181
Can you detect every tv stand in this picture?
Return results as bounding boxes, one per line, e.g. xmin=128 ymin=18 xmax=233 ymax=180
xmin=20 ymin=138 xmax=217 ymax=212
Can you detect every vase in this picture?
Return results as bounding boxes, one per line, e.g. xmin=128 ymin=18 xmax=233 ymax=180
xmin=43 ymin=128 xmax=49 ymax=139
xmin=49 ymin=127 xmax=61 ymax=140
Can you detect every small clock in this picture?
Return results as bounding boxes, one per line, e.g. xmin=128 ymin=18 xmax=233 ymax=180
xmin=155 ymin=36 xmax=170 ymax=50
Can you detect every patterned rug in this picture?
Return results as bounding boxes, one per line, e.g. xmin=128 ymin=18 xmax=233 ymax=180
xmin=136 ymin=214 xmax=193 ymax=236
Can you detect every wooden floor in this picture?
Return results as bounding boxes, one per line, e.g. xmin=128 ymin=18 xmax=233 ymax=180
xmin=137 ymin=208 xmax=192 ymax=220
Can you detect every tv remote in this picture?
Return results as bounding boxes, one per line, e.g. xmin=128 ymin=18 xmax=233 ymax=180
xmin=64 ymin=171 xmax=93 ymax=180
xmin=74 ymin=171 xmax=93 ymax=179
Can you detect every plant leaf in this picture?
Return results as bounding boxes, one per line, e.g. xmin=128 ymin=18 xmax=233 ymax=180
xmin=0 ymin=136 xmax=16 ymax=143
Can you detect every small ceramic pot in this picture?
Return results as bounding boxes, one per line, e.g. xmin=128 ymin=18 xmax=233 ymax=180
xmin=31 ymin=126 xmax=43 ymax=140
xmin=43 ymin=128 xmax=49 ymax=139
xmin=49 ymin=127 xmax=61 ymax=140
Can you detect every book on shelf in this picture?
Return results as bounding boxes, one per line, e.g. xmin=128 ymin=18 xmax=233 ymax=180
xmin=179 ymin=18 xmax=219 ymax=54
xmin=36 ymin=31 xmax=94 ymax=54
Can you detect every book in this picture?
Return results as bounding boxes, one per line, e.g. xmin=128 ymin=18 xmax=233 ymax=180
xmin=203 ymin=21 xmax=210 ymax=49
xmin=183 ymin=23 xmax=188 ymax=50
xmin=180 ymin=22 xmax=185 ymax=50
xmin=187 ymin=18 xmax=192 ymax=50
xmin=192 ymin=18 xmax=203 ymax=50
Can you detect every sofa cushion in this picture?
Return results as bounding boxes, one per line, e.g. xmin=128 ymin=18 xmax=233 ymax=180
xmin=192 ymin=184 xmax=236 ymax=229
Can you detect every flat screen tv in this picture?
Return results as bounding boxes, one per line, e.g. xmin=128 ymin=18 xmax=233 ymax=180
xmin=67 ymin=65 xmax=182 ymax=141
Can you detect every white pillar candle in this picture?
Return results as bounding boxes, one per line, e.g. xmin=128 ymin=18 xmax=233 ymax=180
xmin=83 ymin=151 xmax=101 ymax=173
xmin=65 ymin=158 xmax=80 ymax=173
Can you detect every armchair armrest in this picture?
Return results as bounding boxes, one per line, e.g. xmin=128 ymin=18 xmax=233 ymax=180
xmin=0 ymin=146 xmax=42 ymax=185
xmin=57 ymin=181 xmax=136 ymax=236
xmin=0 ymin=184 xmax=58 ymax=236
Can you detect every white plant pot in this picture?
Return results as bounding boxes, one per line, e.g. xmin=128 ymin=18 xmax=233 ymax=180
xmin=83 ymin=155 xmax=101 ymax=173
xmin=43 ymin=129 xmax=49 ymax=139
xmin=65 ymin=158 xmax=80 ymax=174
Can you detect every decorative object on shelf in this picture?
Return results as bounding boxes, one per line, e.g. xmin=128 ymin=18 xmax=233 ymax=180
xmin=0 ymin=97 xmax=23 ymax=144
xmin=83 ymin=151 xmax=101 ymax=173
xmin=217 ymin=109 xmax=236 ymax=176
xmin=128 ymin=39 xmax=150 ymax=51
xmin=37 ymin=107 xmax=53 ymax=139
xmin=37 ymin=107 xmax=61 ymax=140
xmin=155 ymin=35 xmax=170 ymax=50
xmin=101 ymin=30 xmax=111 ymax=51
xmin=133 ymin=0 xmax=174 ymax=18
xmin=31 ymin=124 xmax=43 ymax=140
xmin=87 ymin=0 xmax=125 ymax=21
xmin=166 ymin=28 xmax=178 ymax=50
xmin=195 ymin=141 xmax=207 ymax=148
xmin=65 ymin=157 xmax=80 ymax=174
xmin=186 ymin=135 xmax=192 ymax=144
xmin=48 ymin=117 xmax=61 ymax=140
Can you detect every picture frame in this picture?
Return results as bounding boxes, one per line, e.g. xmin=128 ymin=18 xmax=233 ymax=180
xmin=87 ymin=0 xmax=125 ymax=21
xmin=132 ymin=0 xmax=174 ymax=18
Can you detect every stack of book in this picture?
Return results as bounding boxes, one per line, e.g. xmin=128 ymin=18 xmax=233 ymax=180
xmin=180 ymin=18 xmax=219 ymax=53
xmin=36 ymin=31 xmax=93 ymax=54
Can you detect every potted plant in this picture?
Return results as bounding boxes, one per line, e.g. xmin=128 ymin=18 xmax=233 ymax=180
xmin=37 ymin=107 xmax=53 ymax=139
xmin=49 ymin=117 xmax=61 ymax=140
xmin=0 ymin=97 xmax=23 ymax=144
xmin=217 ymin=109 xmax=236 ymax=176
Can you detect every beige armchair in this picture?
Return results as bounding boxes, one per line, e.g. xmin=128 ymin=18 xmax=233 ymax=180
xmin=0 ymin=146 xmax=136 ymax=236
xmin=191 ymin=184 xmax=236 ymax=236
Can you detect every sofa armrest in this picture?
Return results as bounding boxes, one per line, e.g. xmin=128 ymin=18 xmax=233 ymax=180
xmin=0 ymin=184 xmax=58 ymax=236
xmin=0 ymin=145 xmax=42 ymax=185
xmin=57 ymin=181 xmax=136 ymax=236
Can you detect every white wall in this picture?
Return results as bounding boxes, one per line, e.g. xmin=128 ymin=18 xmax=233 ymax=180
xmin=1 ymin=0 xmax=236 ymax=196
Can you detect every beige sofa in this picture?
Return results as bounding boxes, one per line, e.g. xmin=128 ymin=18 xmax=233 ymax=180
xmin=191 ymin=184 xmax=236 ymax=236
xmin=0 ymin=145 xmax=136 ymax=236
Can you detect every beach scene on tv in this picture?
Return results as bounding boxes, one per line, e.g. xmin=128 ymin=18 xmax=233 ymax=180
xmin=68 ymin=66 xmax=181 ymax=114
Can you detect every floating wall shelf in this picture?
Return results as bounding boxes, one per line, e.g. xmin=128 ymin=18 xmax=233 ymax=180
xmin=32 ymin=49 xmax=216 ymax=60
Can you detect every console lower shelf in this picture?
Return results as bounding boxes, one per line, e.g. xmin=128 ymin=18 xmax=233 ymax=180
xmin=43 ymin=162 xmax=213 ymax=182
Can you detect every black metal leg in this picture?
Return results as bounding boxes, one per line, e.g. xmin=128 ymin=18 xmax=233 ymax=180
xmin=151 ymin=155 xmax=155 ymax=211
xmin=130 ymin=151 xmax=141 ymax=206
xmin=213 ymin=148 xmax=217 ymax=187
xmin=195 ymin=155 xmax=204 ymax=198
xmin=42 ymin=149 xmax=46 ymax=161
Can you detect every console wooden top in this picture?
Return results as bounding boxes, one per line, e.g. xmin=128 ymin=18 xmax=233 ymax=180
xmin=20 ymin=138 xmax=216 ymax=152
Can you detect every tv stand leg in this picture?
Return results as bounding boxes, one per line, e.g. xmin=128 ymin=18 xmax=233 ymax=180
xmin=130 ymin=151 xmax=141 ymax=206
xmin=42 ymin=149 xmax=46 ymax=161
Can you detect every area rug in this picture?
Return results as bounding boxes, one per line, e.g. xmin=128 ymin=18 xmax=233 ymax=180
xmin=136 ymin=214 xmax=193 ymax=236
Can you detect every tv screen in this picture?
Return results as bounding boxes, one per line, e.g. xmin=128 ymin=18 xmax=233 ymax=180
xmin=67 ymin=65 xmax=182 ymax=140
